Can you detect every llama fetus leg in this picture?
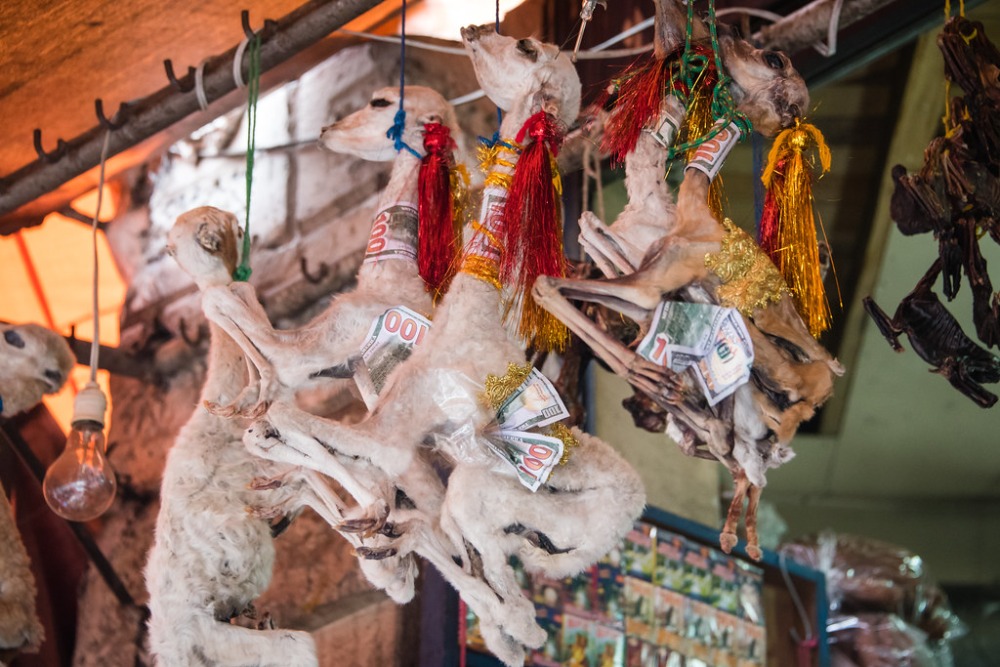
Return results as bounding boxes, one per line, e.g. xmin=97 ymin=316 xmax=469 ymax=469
xmin=744 ymin=483 xmax=763 ymax=561
xmin=720 ymin=470 xmax=749 ymax=554
xmin=242 ymin=415 xmax=387 ymax=526
xmin=578 ymin=211 xmax=638 ymax=278
xmin=533 ymin=276 xmax=684 ymax=401
xmin=200 ymin=286 xmax=276 ymax=417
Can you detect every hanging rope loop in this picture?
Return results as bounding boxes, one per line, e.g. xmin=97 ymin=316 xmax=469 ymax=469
xmin=233 ymin=32 xmax=261 ymax=282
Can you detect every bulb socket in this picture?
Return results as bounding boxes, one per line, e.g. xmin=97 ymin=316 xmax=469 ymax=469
xmin=72 ymin=382 xmax=107 ymax=427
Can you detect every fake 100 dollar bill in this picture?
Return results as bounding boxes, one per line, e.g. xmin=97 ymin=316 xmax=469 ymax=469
xmin=484 ymin=429 xmax=565 ymax=492
xmin=636 ymin=301 xmax=754 ymax=406
xmin=486 ymin=368 xmax=571 ymax=491
xmin=354 ymin=305 xmax=431 ymax=410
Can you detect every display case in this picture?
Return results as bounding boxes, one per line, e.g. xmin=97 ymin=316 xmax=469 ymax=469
xmin=420 ymin=507 xmax=829 ymax=667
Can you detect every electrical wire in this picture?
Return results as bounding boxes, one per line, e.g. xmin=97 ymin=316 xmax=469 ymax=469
xmin=779 ymin=551 xmax=815 ymax=644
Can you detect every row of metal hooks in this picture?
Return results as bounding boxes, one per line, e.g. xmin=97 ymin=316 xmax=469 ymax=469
xmin=31 ymin=9 xmax=276 ymax=166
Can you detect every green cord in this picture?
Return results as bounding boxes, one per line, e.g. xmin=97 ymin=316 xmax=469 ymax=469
xmin=234 ymin=33 xmax=261 ymax=282
xmin=665 ymin=0 xmax=752 ymax=161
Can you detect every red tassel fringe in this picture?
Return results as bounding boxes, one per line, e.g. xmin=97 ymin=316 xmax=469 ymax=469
xmin=757 ymin=158 xmax=784 ymax=265
xmin=500 ymin=111 xmax=568 ymax=351
xmin=418 ymin=122 xmax=460 ymax=294
xmin=599 ymin=45 xmax=717 ymax=165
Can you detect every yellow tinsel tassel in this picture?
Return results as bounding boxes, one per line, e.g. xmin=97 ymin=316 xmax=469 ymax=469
xmin=548 ymin=422 xmax=580 ymax=465
xmin=760 ymin=120 xmax=833 ymax=338
xmin=682 ymin=80 xmax=726 ymax=222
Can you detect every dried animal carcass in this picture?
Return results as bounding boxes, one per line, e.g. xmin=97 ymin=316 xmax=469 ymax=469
xmin=144 ymin=208 xmax=319 ymax=666
xmin=0 ymin=322 xmax=70 ymax=661
xmin=241 ymin=28 xmax=644 ymax=667
xmin=533 ymin=0 xmax=842 ymax=559
xmin=871 ymin=16 xmax=1000 ymax=404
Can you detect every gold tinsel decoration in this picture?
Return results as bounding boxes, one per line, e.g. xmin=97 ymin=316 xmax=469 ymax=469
xmin=481 ymin=362 xmax=534 ymax=410
xmin=705 ymin=218 xmax=789 ymax=317
xmin=478 ymin=140 xmax=522 ymax=191
xmin=760 ymin=120 xmax=833 ymax=337
xmin=548 ymin=422 xmax=580 ymax=465
xmin=681 ymin=75 xmax=726 ymax=222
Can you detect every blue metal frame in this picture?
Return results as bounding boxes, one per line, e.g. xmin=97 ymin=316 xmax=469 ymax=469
xmin=440 ymin=505 xmax=830 ymax=667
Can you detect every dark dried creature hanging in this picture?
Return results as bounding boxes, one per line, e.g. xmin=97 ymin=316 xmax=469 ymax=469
xmin=867 ymin=16 xmax=1000 ymax=406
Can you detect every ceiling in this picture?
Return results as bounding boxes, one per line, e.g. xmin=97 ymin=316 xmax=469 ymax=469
xmin=1 ymin=0 xmax=999 ymax=584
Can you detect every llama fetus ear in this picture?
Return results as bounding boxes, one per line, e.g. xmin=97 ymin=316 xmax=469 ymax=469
xmin=196 ymin=222 xmax=224 ymax=254
xmin=539 ymin=42 xmax=560 ymax=62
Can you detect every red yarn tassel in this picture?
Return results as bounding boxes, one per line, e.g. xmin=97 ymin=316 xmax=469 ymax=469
xmin=418 ymin=122 xmax=460 ymax=294
xmin=599 ymin=58 xmax=670 ymax=165
xmin=500 ymin=111 xmax=568 ymax=352
xmin=757 ymin=159 xmax=784 ymax=265
xmin=599 ymin=45 xmax=717 ymax=164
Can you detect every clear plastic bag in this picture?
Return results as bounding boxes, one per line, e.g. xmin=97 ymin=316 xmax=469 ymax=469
xmin=779 ymin=531 xmax=967 ymax=645
xmin=828 ymin=613 xmax=953 ymax=667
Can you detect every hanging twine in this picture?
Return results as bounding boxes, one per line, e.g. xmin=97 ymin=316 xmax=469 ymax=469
xmin=477 ymin=0 xmax=505 ymax=149
xmin=668 ymin=0 xmax=751 ymax=160
xmin=386 ymin=0 xmax=422 ymax=159
xmin=500 ymin=111 xmax=569 ymax=352
xmin=759 ymin=120 xmax=833 ymax=337
xmin=233 ymin=32 xmax=261 ymax=282
xmin=599 ymin=0 xmax=750 ymax=168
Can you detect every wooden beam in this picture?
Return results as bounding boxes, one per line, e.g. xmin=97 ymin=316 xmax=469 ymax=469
xmin=0 ymin=0 xmax=385 ymax=228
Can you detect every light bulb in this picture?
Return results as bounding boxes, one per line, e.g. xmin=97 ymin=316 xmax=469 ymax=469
xmin=43 ymin=382 xmax=117 ymax=521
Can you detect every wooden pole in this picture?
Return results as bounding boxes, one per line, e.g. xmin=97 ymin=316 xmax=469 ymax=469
xmin=0 ymin=0 xmax=383 ymax=222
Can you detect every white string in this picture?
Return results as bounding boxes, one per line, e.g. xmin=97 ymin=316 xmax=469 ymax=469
xmin=194 ymin=58 xmax=210 ymax=111
xmin=89 ymin=131 xmax=112 ymax=382
xmin=587 ymin=16 xmax=653 ymax=51
xmin=337 ymin=29 xmax=468 ymax=54
xmin=779 ymin=551 xmax=815 ymax=643
xmin=336 ymin=25 xmax=655 ymax=63
xmin=233 ymin=37 xmax=252 ymax=89
xmin=815 ymin=0 xmax=845 ymax=57
xmin=716 ymin=7 xmax=784 ymax=22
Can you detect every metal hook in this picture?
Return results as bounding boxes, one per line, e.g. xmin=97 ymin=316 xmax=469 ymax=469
xmin=241 ymin=9 xmax=277 ymax=39
xmin=33 ymin=128 xmax=68 ymax=163
xmin=299 ymin=256 xmax=329 ymax=285
xmin=95 ymin=99 xmax=129 ymax=131
xmin=178 ymin=317 xmax=208 ymax=347
xmin=163 ymin=59 xmax=196 ymax=93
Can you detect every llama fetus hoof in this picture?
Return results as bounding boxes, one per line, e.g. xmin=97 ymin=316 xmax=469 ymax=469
xmin=257 ymin=611 xmax=275 ymax=630
xmin=355 ymin=546 xmax=399 ymax=560
xmin=378 ymin=522 xmax=403 ymax=539
xmin=340 ymin=501 xmax=389 ymax=536
xmin=245 ymin=504 xmax=285 ymax=520
xmin=719 ymin=531 xmax=738 ymax=554
xmin=249 ymin=475 xmax=285 ymax=491
xmin=745 ymin=543 xmax=763 ymax=561
xmin=203 ymin=399 xmax=238 ymax=417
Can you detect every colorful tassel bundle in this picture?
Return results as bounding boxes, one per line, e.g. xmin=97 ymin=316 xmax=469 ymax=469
xmin=599 ymin=45 xmax=718 ymax=165
xmin=418 ymin=122 xmax=464 ymax=296
xmin=500 ymin=111 xmax=569 ymax=352
xmin=678 ymin=80 xmax=727 ymax=222
xmin=758 ymin=120 xmax=833 ymax=338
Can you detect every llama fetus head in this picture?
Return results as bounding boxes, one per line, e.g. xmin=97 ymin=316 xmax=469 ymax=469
xmin=167 ymin=206 xmax=244 ymax=289
xmin=718 ymin=26 xmax=809 ymax=137
xmin=0 ymin=322 xmax=75 ymax=417
xmin=460 ymin=26 xmax=581 ymax=127
xmin=320 ymin=85 xmax=463 ymax=162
